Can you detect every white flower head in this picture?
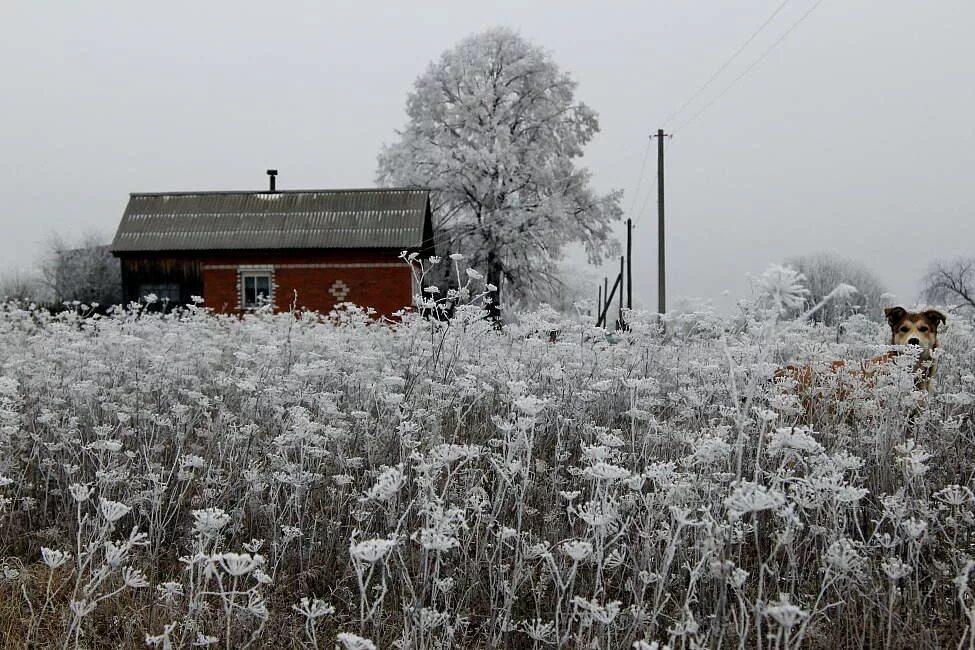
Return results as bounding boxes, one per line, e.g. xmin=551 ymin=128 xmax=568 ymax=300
xmin=191 ymin=507 xmax=231 ymax=537
xmin=363 ymin=465 xmax=405 ymax=502
xmin=724 ymin=482 xmax=785 ymax=521
xmin=40 ymin=547 xmax=71 ymax=570
xmin=560 ymin=540 xmax=593 ymax=562
xmin=69 ymin=483 xmax=94 ymax=503
xmin=215 ymin=552 xmax=266 ymax=576
xmin=763 ymin=594 xmax=808 ymax=629
xmin=571 ymin=596 xmax=621 ymax=625
xmin=70 ymin=599 xmax=97 ymax=618
xmin=582 ymin=461 xmax=631 ymax=482
xmin=336 ymin=632 xmax=377 ymax=650
xmin=122 ymin=566 xmax=150 ymax=588
xmin=293 ymin=597 xmax=335 ymax=619
xmin=350 ymin=537 xmax=397 ymax=564
xmin=752 ymin=264 xmax=808 ymax=314
xmin=99 ymin=498 xmax=131 ymax=523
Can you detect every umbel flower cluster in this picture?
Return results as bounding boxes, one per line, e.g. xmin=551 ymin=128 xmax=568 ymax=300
xmin=0 ymin=264 xmax=974 ymax=649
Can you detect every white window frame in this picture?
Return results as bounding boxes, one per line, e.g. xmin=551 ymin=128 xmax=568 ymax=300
xmin=239 ymin=268 xmax=274 ymax=309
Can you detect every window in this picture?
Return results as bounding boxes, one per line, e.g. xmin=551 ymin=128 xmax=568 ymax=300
xmin=241 ymin=272 xmax=272 ymax=309
xmin=138 ymin=283 xmax=180 ymax=303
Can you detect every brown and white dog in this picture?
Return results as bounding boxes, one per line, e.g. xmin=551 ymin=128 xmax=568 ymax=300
xmin=775 ymin=306 xmax=947 ymax=395
xmin=882 ymin=306 xmax=946 ymax=390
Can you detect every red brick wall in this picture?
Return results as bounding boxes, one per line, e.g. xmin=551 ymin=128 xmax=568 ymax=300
xmin=200 ymin=250 xmax=414 ymax=316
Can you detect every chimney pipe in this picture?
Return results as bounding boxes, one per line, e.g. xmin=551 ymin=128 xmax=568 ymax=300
xmin=266 ymin=169 xmax=278 ymax=192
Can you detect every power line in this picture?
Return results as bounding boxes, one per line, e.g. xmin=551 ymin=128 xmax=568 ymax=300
xmin=673 ymin=0 xmax=826 ymax=133
xmin=662 ymin=0 xmax=793 ymax=128
xmin=626 ymin=136 xmax=653 ymax=219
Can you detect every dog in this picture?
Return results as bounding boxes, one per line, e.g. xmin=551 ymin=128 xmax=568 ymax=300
xmin=774 ymin=306 xmax=947 ymax=398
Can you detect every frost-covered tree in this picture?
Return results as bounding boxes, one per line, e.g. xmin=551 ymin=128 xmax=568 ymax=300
xmin=922 ymin=257 xmax=975 ymax=315
xmin=41 ymin=233 xmax=122 ymax=306
xmin=0 ymin=269 xmax=48 ymax=303
xmin=784 ymin=253 xmax=887 ymax=325
xmin=377 ymin=27 xmax=622 ymax=314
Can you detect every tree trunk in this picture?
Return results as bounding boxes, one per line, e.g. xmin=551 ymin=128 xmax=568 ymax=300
xmin=486 ymin=251 xmax=504 ymax=322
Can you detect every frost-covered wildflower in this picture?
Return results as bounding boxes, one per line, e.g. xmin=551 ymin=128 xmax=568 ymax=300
xmin=87 ymin=438 xmax=123 ymax=452
xmin=763 ymin=594 xmax=808 ymax=629
xmin=99 ymin=498 xmax=131 ymax=523
xmin=580 ymin=444 xmax=614 ymax=461
xmin=40 ymin=547 xmax=70 ymax=569
xmin=752 ymin=264 xmax=808 ymax=314
xmin=281 ymin=525 xmax=303 ymax=541
xmin=513 ymin=395 xmax=547 ymax=416
xmin=122 ymin=566 xmax=150 ymax=588
xmin=414 ymin=529 xmax=459 ymax=552
xmin=362 ymin=465 xmax=404 ymax=502
xmin=70 ymin=599 xmax=97 ymax=617
xmin=582 ymin=461 xmax=631 ymax=481
xmin=576 ymin=499 xmax=620 ymax=528
xmin=825 ymin=538 xmax=864 ymax=576
xmin=833 ymin=485 xmax=869 ymax=504
xmin=895 ymin=439 xmax=932 ymax=477
xmin=522 ymin=618 xmax=555 ymax=642
xmin=572 ymin=596 xmax=621 ymax=624
xmin=767 ymin=427 xmax=823 ymax=456
xmin=179 ymin=454 xmax=206 ymax=469
xmin=192 ymin=633 xmax=218 ymax=646
xmin=247 ymin=592 xmax=269 ymax=619
xmin=900 ymin=517 xmax=927 ymax=540
xmin=882 ymin=557 xmax=912 ymax=581
xmin=216 ymin=552 xmax=265 ymax=576
xmin=724 ymin=482 xmax=786 ymax=520
xmin=560 ymin=540 xmax=593 ymax=562
xmin=349 ymin=537 xmax=397 ymax=564
xmin=336 ymin=632 xmax=377 ymax=650
xmin=430 ymin=443 xmax=481 ymax=465
xmin=934 ymin=484 xmax=973 ymax=506
xmin=293 ymin=597 xmax=335 ymax=618
xmin=104 ymin=540 xmax=129 ymax=567
xmin=156 ymin=581 xmax=183 ymax=604
xmin=685 ymin=434 xmax=732 ymax=466
xmin=192 ymin=507 xmax=231 ymax=537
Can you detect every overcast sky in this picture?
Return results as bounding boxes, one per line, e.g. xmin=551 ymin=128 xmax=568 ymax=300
xmin=2 ymin=1 xmax=973 ymax=311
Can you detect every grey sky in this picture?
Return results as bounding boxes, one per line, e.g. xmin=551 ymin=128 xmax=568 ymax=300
xmin=2 ymin=1 xmax=973 ymax=311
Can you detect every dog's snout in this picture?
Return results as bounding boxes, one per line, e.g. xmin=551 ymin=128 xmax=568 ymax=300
xmin=908 ymin=337 xmax=920 ymax=346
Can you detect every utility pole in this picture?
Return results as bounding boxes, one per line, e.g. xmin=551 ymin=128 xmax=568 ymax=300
xmin=652 ymin=129 xmax=670 ymax=313
xmin=626 ymin=218 xmax=632 ymax=311
xmin=618 ymin=255 xmax=624 ymax=329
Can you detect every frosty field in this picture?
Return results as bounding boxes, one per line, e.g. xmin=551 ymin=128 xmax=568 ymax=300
xmin=1 ymin=297 xmax=974 ymax=649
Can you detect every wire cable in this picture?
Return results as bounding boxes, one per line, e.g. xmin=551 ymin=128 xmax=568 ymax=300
xmin=661 ymin=0 xmax=793 ymax=128
xmin=673 ymin=0 xmax=826 ymax=133
xmin=626 ymin=137 xmax=653 ymax=220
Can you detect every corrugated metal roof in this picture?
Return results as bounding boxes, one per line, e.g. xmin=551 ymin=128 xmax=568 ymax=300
xmin=111 ymin=188 xmax=430 ymax=252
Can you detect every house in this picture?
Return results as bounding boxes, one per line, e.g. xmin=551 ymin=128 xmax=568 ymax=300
xmin=110 ymin=177 xmax=433 ymax=315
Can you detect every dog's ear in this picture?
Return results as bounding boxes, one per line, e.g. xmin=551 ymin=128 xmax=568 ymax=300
xmin=884 ymin=306 xmax=906 ymax=328
xmin=924 ymin=309 xmax=947 ymax=328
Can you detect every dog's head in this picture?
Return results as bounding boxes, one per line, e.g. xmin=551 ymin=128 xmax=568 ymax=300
xmin=884 ymin=306 xmax=946 ymax=354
